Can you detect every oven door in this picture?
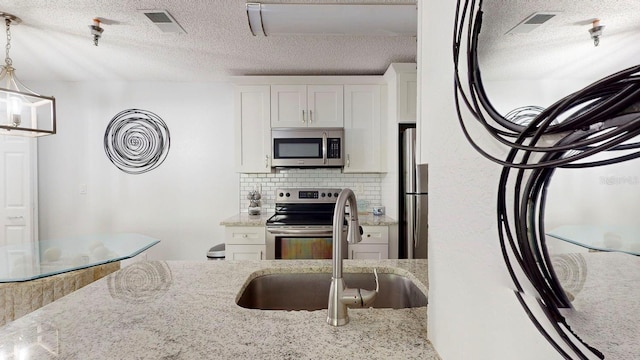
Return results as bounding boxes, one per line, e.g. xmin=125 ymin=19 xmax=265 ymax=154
xmin=266 ymin=227 xmax=347 ymax=260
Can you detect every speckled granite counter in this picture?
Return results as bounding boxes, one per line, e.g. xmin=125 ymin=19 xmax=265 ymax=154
xmin=556 ymin=252 xmax=640 ymax=360
xmin=220 ymin=212 xmax=274 ymax=226
xmin=220 ymin=212 xmax=397 ymax=227
xmin=0 ymin=259 xmax=438 ymax=359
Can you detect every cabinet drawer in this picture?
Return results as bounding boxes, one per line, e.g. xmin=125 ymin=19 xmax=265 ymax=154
xmin=225 ymin=227 xmax=266 ymax=245
xmin=360 ymin=226 xmax=389 ymax=244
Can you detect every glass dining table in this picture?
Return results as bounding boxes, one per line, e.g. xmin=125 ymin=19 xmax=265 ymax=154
xmin=546 ymin=225 xmax=640 ymax=256
xmin=0 ymin=233 xmax=159 ymax=283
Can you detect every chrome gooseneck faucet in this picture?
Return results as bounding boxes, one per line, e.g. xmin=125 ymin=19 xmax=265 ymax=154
xmin=327 ymin=188 xmax=379 ymax=326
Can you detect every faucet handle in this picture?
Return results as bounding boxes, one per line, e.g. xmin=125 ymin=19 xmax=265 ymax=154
xmin=360 ymin=268 xmax=379 ymax=307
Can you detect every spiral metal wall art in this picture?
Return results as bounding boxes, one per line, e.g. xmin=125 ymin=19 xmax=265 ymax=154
xmin=104 ymin=109 xmax=171 ymax=174
xmin=551 ymin=254 xmax=588 ymax=302
xmin=454 ymin=1 xmax=639 ymax=358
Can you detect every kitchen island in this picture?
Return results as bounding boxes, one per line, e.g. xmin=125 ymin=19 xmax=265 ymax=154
xmin=0 ymin=259 xmax=439 ymax=359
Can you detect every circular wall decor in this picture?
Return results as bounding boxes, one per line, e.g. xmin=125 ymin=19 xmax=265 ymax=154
xmin=454 ymin=1 xmax=639 ymax=358
xmin=104 ymin=109 xmax=171 ymax=175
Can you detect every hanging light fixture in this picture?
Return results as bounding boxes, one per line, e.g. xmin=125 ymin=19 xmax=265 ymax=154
xmin=588 ymin=19 xmax=605 ymax=47
xmin=0 ymin=11 xmax=56 ymax=137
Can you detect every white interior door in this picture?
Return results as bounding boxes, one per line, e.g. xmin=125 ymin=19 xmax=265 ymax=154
xmin=0 ymin=135 xmax=38 ymax=277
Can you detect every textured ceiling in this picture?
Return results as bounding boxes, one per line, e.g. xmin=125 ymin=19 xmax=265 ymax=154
xmin=478 ymin=0 xmax=640 ymax=81
xmin=0 ymin=1 xmax=638 ymax=83
xmin=0 ymin=0 xmax=417 ymax=82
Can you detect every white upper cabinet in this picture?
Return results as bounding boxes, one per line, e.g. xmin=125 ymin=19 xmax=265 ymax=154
xmin=234 ymin=85 xmax=272 ymax=173
xmin=384 ymin=63 xmax=417 ymax=123
xmin=271 ymin=85 xmax=344 ymax=128
xmin=343 ymin=84 xmax=384 ymax=173
xmin=397 ymin=72 xmax=417 ymax=123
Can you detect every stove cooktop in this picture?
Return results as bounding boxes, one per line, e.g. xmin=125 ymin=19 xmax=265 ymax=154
xmin=266 ymin=213 xmax=334 ymax=227
xmin=267 ymin=187 xmax=345 ymax=227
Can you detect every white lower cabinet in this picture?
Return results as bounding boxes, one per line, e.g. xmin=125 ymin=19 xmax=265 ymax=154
xmin=226 ymin=245 xmax=265 ymax=260
xmin=224 ymin=226 xmax=266 ymax=260
xmin=349 ymin=225 xmax=389 ymax=259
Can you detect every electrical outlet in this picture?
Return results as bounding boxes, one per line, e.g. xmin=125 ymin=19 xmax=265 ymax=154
xmin=79 ymin=184 xmax=87 ymax=195
xmin=355 ymin=184 xmax=364 ymax=193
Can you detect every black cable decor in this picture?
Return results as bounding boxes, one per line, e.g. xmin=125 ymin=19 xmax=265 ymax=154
xmin=104 ymin=109 xmax=171 ymax=175
xmin=453 ymin=0 xmax=640 ymax=358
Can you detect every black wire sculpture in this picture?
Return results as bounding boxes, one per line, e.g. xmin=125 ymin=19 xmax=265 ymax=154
xmin=104 ymin=109 xmax=171 ymax=175
xmin=453 ymin=0 xmax=640 ymax=358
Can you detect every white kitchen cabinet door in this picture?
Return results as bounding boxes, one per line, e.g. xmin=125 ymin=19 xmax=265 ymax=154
xmin=306 ymin=85 xmax=344 ymax=128
xmin=270 ymin=85 xmax=307 ymax=128
xmin=271 ymin=85 xmax=343 ymax=128
xmin=343 ymin=84 xmax=383 ymax=173
xmin=226 ymin=244 xmax=265 ymax=260
xmin=349 ymin=225 xmax=389 ymax=259
xmin=235 ymin=86 xmax=272 ymax=173
xmin=224 ymin=226 xmax=266 ymax=260
xmin=397 ymin=72 xmax=417 ymax=123
xmin=349 ymin=244 xmax=389 ymax=260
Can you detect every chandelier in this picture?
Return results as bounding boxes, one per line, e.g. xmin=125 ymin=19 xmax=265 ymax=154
xmin=0 ymin=11 xmax=56 ymax=136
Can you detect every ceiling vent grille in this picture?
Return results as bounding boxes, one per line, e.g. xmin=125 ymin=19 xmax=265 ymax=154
xmin=139 ymin=9 xmax=186 ymax=34
xmin=506 ymin=12 xmax=560 ymax=34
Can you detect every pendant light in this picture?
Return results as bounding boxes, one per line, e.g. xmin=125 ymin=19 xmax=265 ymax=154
xmin=0 ymin=11 xmax=56 ymax=137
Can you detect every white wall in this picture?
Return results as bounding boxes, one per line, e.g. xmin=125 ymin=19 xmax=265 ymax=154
xmin=35 ymin=81 xmax=238 ymax=260
xmin=420 ymin=1 xmax=564 ymax=359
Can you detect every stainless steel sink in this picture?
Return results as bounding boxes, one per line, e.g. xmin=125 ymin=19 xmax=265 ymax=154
xmin=237 ymin=272 xmax=427 ymax=310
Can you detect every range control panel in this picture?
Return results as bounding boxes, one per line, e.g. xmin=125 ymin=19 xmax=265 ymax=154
xmin=275 ymin=188 xmax=342 ymax=203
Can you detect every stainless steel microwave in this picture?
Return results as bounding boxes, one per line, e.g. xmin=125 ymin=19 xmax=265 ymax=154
xmin=271 ymin=128 xmax=344 ymax=168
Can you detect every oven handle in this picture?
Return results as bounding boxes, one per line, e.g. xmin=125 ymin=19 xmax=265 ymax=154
xmin=267 ymin=228 xmax=337 ymax=236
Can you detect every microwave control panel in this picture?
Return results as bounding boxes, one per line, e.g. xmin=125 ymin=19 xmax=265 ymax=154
xmin=328 ymin=138 xmax=341 ymax=159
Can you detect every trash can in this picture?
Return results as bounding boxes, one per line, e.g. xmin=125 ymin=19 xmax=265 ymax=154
xmin=207 ymin=243 xmax=225 ymax=260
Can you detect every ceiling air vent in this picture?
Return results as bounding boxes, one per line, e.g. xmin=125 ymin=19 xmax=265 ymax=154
xmin=139 ymin=9 xmax=186 ymax=34
xmin=505 ymin=12 xmax=560 ymax=34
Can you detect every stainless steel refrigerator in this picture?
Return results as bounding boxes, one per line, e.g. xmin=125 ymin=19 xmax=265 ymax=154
xmin=402 ymin=128 xmax=428 ymax=259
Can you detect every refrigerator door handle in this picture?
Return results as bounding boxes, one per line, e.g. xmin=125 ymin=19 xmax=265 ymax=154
xmin=415 ymin=195 xmax=422 ymax=248
xmin=406 ymin=194 xmax=416 ymax=259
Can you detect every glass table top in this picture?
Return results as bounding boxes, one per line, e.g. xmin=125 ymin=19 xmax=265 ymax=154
xmin=0 ymin=233 xmax=159 ymax=283
xmin=547 ymin=225 xmax=640 ymax=256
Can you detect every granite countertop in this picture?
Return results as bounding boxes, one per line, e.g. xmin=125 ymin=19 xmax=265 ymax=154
xmin=0 ymin=259 xmax=439 ymax=359
xmin=220 ymin=212 xmax=397 ymax=227
xmin=220 ymin=212 xmax=274 ymax=226
xmin=556 ymin=252 xmax=640 ymax=360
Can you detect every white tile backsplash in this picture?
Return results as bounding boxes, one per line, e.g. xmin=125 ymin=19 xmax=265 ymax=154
xmin=239 ymin=168 xmax=382 ymax=213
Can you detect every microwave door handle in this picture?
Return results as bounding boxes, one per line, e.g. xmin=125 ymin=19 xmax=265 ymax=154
xmin=322 ymin=131 xmax=328 ymax=164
